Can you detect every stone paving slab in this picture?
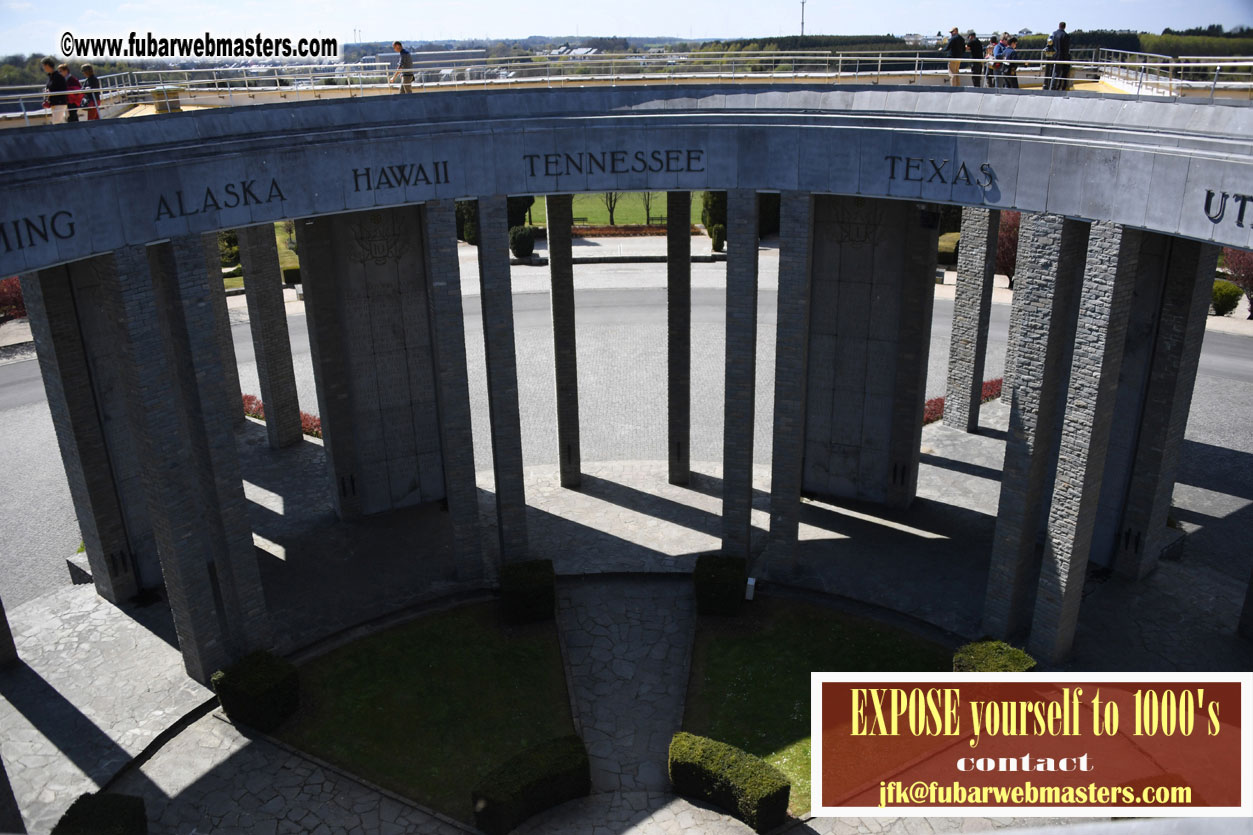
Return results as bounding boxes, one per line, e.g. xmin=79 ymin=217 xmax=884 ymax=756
xmin=0 ymin=585 xmax=210 ymax=834
xmin=512 ymin=791 xmax=755 ymax=834
xmin=558 ymin=576 xmax=695 ymax=794
xmin=111 ymin=713 xmax=464 ymax=835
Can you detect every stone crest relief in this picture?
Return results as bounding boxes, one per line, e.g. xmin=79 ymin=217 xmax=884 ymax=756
xmin=351 ymin=212 xmax=410 ymax=266
xmin=831 ymin=198 xmax=886 ymax=247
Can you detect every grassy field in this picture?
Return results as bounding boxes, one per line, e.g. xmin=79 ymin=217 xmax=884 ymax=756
xmin=277 ymin=602 xmax=573 ymax=823
xmin=522 ymin=192 xmax=702 ymax=227
xmin=683 ymin=597 xmax=950 ymax=816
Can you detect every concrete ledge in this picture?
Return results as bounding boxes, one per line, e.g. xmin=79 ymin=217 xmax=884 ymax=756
xmin=65 ymin=551 xmax=92 ymax=585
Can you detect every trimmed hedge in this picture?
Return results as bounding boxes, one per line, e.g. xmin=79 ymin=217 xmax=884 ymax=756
xmin=668 ymin=732 xmax=790 ymax=833
xmin=52 ymin=792 xmax=147 ymax=835
xmin=500 ymin=559 xmax=556 ymax=624
xmin=693 ymin=554 xmax=745 ymax=616
xmin=711 ymin=223 xmax=726 ymax=253
xmin=953 ymin=640 xmax=1037 ymax=672
xmin=211 ymin=650 xmax=300 ymax=732
xmin=1213 ymin=279 xmax=1242 ymax=316
xmin=509 ymin=225 xmax=538 ymax=258
xmin=472 ymin=734 xmax=590 ymax=835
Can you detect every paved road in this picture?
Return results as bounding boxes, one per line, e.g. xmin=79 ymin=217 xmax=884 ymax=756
xmin=1 ymin=284 xmax=1249 ymax=607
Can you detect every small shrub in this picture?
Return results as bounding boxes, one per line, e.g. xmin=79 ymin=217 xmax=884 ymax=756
xmin=923 ymin=395 xmax=945 ymax=425
xmin=509 ymin=225 xmax=537 ymax=258
xmin=211 ymin=650 xmax=299 ymax=732
xmin=1212 ymin=279 xmax=1242 ymax=316
xmin=693 ymin=554 xmax=745 ymax=616
xmin=472 ymin=735 xmax=590 ymax=835
xmin=1222 ymin=246 xmax=1253 ymax=319
xmin=711 ymin=224 xmax=727 ymax=253
xmin=701 ymin=191 xmax=727 ymax=230
xmin=996 ymin=211 xmax=1020 ymax=287
xmin=980 ymin=377 xmax=1003 ymax=403
xmin=953 ymin=640 xmax=1036 ymax=672
xmin=242 ymin=393 xmax=265 ymax=420
xmin=52 ymin=792 xmax=147 ymax=835
xmin=500 ymin=559 xmax=556 ymax=624
xmin=668 ymin=732 xmax=790 ymax=833
xmin=300 ymin=411 xmax=322 ymax=438
xmin=0 ymin=276 xmax=26 ymax=321
xmin=218 ymin=229 xmax=239 ymax=268
xmin=456 ymin=200 xmax=479 ymax=245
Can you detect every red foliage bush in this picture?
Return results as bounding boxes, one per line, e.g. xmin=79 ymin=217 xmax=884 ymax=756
xmin=242 ymin=393 xmax=322 ymax=438
xmin=980 ymin=377 xmax=1004 ymax=403
xmin=922 ymin=378 xmax=1005 ymax=426
xmin=0 ymin=276 xmax=26 ymax=322
xmin=923 ymin=396 xmax=945 ymax=425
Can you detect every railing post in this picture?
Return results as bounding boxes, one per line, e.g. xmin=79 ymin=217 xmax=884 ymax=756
xmin=1211 ymin=64 xmax=1222 ymax=101
xmin=876 ymin=53 xmax=882 ymax=84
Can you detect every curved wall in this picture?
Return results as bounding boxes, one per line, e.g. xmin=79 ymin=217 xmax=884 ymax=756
xmin=1 ymin=84 xmax=1251 ymax=275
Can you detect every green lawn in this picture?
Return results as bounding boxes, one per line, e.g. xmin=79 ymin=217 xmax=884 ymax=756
xmin=273 ymin=221 xmax=300 ymax=271
xmin=276 ymin=602 xmax=573 ymax=823
xmin=522 ymin=192 xmax=701 ymax=227
xmin=683 ymin=597 xmax=950 ymax=816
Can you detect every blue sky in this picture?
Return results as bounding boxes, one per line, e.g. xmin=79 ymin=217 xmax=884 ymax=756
xmin=1 ymin=0 xmax=1249 ymax=57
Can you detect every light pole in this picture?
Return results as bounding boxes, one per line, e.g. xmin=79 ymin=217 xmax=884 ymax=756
xmin=800 ymin=0 xmax=806 ymax=36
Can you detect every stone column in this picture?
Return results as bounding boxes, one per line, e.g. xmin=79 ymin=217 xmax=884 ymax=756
xmin=150 ymin=236 xmax=273 ymax=663
xmin=944 ymin=207 xmax=1000 ymax=432
xmin=0 ymin=592 xmax=15 ymax=666
xmin=1114 ymin=239 xmax=1221 ymax=579
xmin=296 ymin=218 xmax=360 ymax=519
xmin=237 ymin=223 xmax=302 ymax=449
xmin=478 ymin=196 xmax=528 ymax=561
xmin=546 ymin=194 xmax=581 ymax=488
xmin=721 ymin=190 xmax=759 ymax=558
xmin=20 ymin=264 xmax=139 ymax=603
xmin=983 ymin=214 xmax=1089 ymax=641
xmin=766 ymin=192 xmax=815 ymax=568
xmin=203 ymin=233 xmax=244 ymax=426
xmin=667 ymin=191 xmax=692 ymax=486
xmin=1028 ymin=223 xmax=1142 ymax=664
xmin=422 ymin=200 xmax=483 ymax=582
xmin=101 ymin=244 xmax=232 ymax=683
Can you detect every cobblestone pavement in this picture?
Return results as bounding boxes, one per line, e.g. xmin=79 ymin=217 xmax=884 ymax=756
xmin=513 ymin=791 xmax=754 ymax=833
xmin=558 ymin=577 xmax=695 ymax=793
xmin=0 ymin=585 xmax=210 ymax=833
xmin=111 ymin=713 xmax=466 ymax=835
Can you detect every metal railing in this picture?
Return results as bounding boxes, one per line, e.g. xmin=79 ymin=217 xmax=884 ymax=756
xmin=2 ymin=47 xmax=1251 ymax=126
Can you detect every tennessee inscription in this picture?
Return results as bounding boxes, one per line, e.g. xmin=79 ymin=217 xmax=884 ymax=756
xmin=524 ymin=149 xmax=706 ymax=178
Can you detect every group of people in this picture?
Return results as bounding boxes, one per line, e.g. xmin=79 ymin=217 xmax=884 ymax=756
xmin=41 ymin=58 xmax=102 ymax=124
xmin=943 ymin=22 xmax=1072 ymax=90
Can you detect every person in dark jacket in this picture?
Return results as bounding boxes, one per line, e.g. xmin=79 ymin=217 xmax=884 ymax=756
xmin=1045 ymin=21 xmax=1072 ymax=91
xmin=41 ymin=58 xmax=67 ymax=124
xmin=943 ymin=26 xmax=966 ymax=86
xmin=1002 ymin=37 xmax=1020 ymax=89
xmin=966 ymin=30 xmax=984 ymax=87
xmin=59 ymin=64 xmax=82 ymax=122
xmin=80 ymin=64 xmax=101 ymax=120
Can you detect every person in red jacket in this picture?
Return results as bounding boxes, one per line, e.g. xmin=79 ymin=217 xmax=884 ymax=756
xmin=58 ymin=64 xmax=83 ymax=122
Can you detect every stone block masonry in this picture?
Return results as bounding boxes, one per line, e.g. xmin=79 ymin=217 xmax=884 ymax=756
xmin=422 ymin=200 xmax=484 ymax=582
xmin=984 ymin=214 xmax=1088 ymax=642
xmin=721 ymin=190 xmax=760 ymax=558
xmin=477 ymin=195 xmax=529 ymax=561
xmin=945 ymin=207 xmax=1000 ymax=433
xmin=238 ymin=223 xmax=302 ymax=449
xmin=547 ymin=194 xmax=581 ymax=489
xmin=667 ymin=191 xmax=692 ymax=486
xmin=1029 ymin=222 xmax=1141 ymax=663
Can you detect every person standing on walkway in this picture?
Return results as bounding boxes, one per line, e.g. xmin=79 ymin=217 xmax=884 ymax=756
xmin=1002 ymin=37 xmax=1020 ymax=89
xmin=1046 ymin=22 xmax=1072 ymax=91
xmin=390 ymin=41 xmax=414 ymax=93
xmin=59 ymin=64 xmax=83 ymax=123
xmin=966 ymin=30 xmax=984 ymax=87
xmin=80 ymin=64 xmax=101 ymax=120
xmin=943 ymin=27 xmax=966 ymax=87
xmin=41 ymin=58 xmax=67 ymax=124
xmin=991 ymin=32 xmax=1010 ymax=87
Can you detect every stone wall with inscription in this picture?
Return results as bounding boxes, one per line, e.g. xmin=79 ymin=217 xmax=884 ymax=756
xmin=298 ymin=206 xmax=445 ymax=517
xmin=0 ymin=85 xmax=1250 ymax=275
xmin=802 ymin=196 xmax=939 ymax=507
